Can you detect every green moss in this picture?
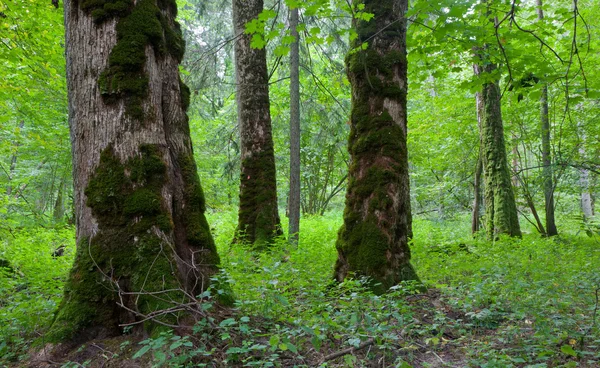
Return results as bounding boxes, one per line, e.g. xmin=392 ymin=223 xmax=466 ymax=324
xmin=46 ymin=144 xmax=185 ymax=342
xmin=335 ymin=0 xmax=418 ymax=294
xmin=83 ymin=0 xmax=187 ymax=120
xmin=178 ymin=153 xmax=219 ymax=264
xmin=234 ymin=146 xmax=283 ymax=249
xmin=81 ymin=0 xmax=133 ymax=23
xmin=179 ymin=77 xmax=191 ymax=111
xmin=177 ymin=152 xmax=234 ymax=305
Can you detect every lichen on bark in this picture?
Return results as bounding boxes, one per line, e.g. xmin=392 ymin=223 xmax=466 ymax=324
xmin=334 ymin=0 xmax=420 ymax=294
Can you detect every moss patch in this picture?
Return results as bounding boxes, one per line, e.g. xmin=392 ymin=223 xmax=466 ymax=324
xmin=46 ymin=144 xmax=182 ymax=342
xmin=235 ymin=146 xmax=283 ymax=249
xmin=82 ymin=0 xmax=186 ymax=120
xmin=178 ymin=153 xmax=234 ymax=305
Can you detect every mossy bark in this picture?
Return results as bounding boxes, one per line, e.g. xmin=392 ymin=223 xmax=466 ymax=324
xmin=232 ymin=0 xmax=282 ymax=248
xmin=334 ymin=0 xmax=420 ymax=294
xmin=48 ymin=0 xmax=224 ymax=344
xmin=473 ymin=63 xmax=522 ymax=239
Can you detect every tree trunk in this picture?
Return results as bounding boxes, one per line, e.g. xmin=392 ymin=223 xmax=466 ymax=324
xmin=537 ymin=0 xmax=558 ymax=236
xmin=334 ymin=0 xmax=420 ymax=294
xmin=233 ymin=0 xmax=282 ymax=248
xmin=6 ymin=120 xmax=25 ymax=197
xmin=288 ymin=5 xmax=301 ymax=244
xmin=473 ymin=61 xmax=521 ymax=239
xmin=471 ymin=154 xmax=483 ymax=234
xmin=47 ymin=0 xmax=225 ymax=343
xmin=53 ymin=176 xmax=65 ymax=222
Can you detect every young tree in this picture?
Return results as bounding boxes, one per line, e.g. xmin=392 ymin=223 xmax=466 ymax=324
xmin=288 ymin=5 xmax=301 ymax=244
xmin=537 ymin=0 xmax=558 ymax=236
xmin=233 ymin=0 xmax=282 ymax=247
xmin=334 ymin=0 xmax=420 ymax=293
xmin=46 ymin=0 xmax=224 ymax=343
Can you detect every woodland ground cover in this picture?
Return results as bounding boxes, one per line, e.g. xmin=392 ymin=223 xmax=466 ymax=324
xmin=1 ymin=210 xmax=598 ymax=367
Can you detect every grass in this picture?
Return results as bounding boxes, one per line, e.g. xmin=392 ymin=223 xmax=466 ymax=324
xmin=0 ymin=210 xmax=599 ymax=367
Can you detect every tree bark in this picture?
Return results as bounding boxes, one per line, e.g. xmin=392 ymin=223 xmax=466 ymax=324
xmin=579 ymin=122 xmax=594 ymax=219
xmin=473 ymin=60 xmax=521 ymax=239
xmin=233 ymin=0 xmax=282 ymax=248
xmin=334 ymin=0 xmax=420 ymax=294
xmin=6 ymin=120 xmax=25 ymax=197
xmin=288 ymin=5 xmax=301 ymax=244
xmin=471 ymin=154 xmax=483 ymax=235
xmin=47 ymin=0 xmax=225 ymax=343
xmin=537 ymin=0 xmax=558 ymax=236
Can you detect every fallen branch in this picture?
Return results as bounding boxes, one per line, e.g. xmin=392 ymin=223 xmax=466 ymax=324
xmin=321 ymin=338 xmax=375 ymax=363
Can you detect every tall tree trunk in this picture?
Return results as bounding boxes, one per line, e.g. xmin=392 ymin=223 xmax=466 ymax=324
xmin=334 ymin=0 xmax=419 ymax=294
xmin=288 ymin=5 xmax=301 ymax=244
xmin=537 ymin=0 xmax=558 ymax=236
xmin=47 ymin=0 xmax=225 ymax=344
xmin=473 ymin=60 xmax=522 ymax=239
xmin=233 ymin=0 xmax=282 ymax=248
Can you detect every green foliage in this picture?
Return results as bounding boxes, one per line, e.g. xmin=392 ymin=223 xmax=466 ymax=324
xmin=0 ymin=226 xmax=75 ymax=362
xmin=29 ymin=209 xmax=596 ymax=367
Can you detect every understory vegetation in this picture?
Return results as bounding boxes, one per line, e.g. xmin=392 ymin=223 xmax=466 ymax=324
xmin=1 ymin=211 xmax=599 ymax=367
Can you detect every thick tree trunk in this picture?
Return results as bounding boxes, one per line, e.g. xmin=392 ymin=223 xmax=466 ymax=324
xmin=335 ymin=0 xmax=419 ymax=294
xmin=473 ymin=62 xmax=521 ymax=239
xmin=47 ymin=0 xmax=224 ymax=343
xmin=233 ymin=0 xmax=282 ymax=248
xmin=537 ymin=0 xmax=558 ymax=236
xmin=288 ymin=5 xmax=301 ymax=244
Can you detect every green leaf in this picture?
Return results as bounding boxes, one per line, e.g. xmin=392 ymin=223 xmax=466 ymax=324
xmin=219 ymin=318 xmax=236 ymax=327
xmin=132 ymin=345 xmax=151 ymax=359
xmin=561 ymin=344 xmax=577 ymax=357
xmin=250 ymin=34 xmax=267 ymax=49
xmin=269 ymin=335 xmax=280 ymax=347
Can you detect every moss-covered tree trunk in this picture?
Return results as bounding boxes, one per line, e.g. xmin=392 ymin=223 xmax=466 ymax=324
xmin=232 ymin=0 xmax=282 ymax=248
xmin=473 ymin=62 xmax=522 ymax=239
xmin=47 ymin=0 xmax=223 ymax=343
xmin=334 ymin=0 xmax=419 ymax=294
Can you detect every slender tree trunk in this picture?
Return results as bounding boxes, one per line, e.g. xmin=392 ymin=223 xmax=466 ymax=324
xmin=6 ymin=120 xmax=25 ymax=197
xmin=53 ymin=176 xmax=65 ymax=222
xmin=233 ymin=0 xmax=282 ymax=248
xmin=472 ymin=155 xmax=483 ymax=234
xmin=579 ymin=126 xmax=594 ymax=219
xmin=47 ymin=0 xmax=225 ymax=344
xmin=288 ymin=5 xmax=301 ymax=244
xmin=473 ymin=60 xmax=521 ymax=239
xmin=335 ymin=0 xmax=419 ymax=294
xmin=537 ymin=0 xmax=558 ymax=236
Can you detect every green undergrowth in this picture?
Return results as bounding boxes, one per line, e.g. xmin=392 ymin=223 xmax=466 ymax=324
xmin=0 ymin=225 xmax=75 ymax=361
xmin=1 ymin=211 xmax=599 ymax=367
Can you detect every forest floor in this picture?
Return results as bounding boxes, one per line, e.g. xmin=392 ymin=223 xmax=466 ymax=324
xmin=1 ymin=210 xmax=599 ymax=367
